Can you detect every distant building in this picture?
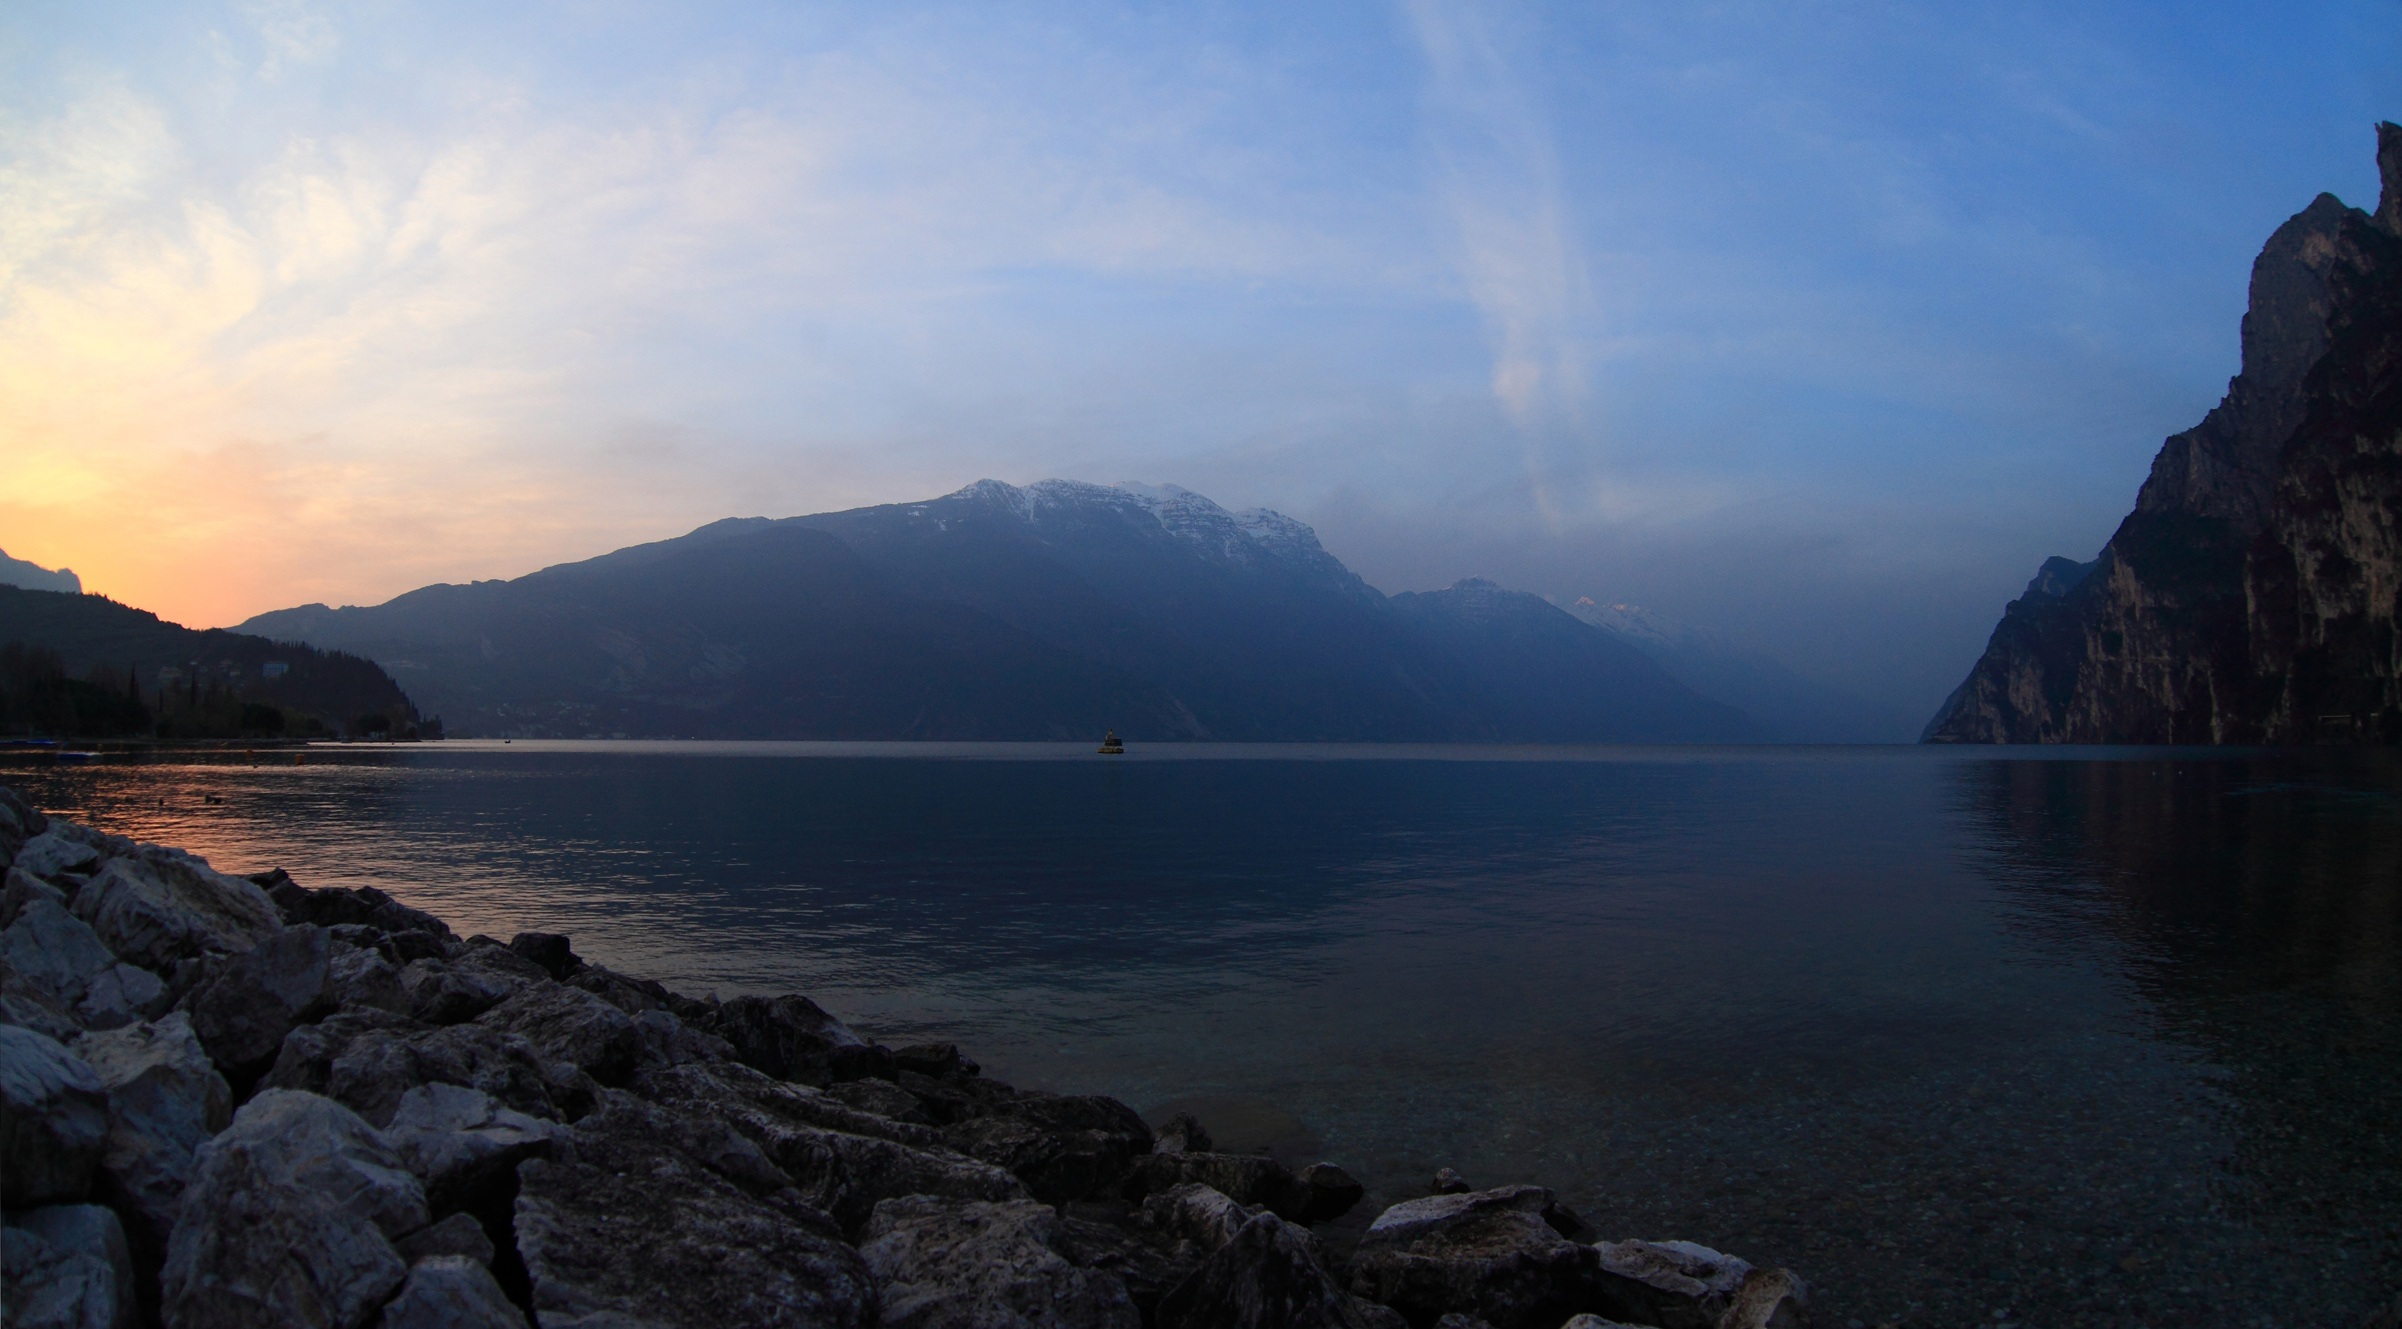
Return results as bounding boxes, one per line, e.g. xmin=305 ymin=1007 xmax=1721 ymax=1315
xmin=262 ymin=661 xmax=290 ymax=679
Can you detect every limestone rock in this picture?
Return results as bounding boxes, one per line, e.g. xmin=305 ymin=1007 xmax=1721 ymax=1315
xmin=633 ymin=1061 xmax=1027 ymax=1234
xmin=475 ymin=980 xmax=645 ymax=1085
xmin=1 ymin=898 xmax=119 ymax=1013
xmin=1 ymin=1211 xmax=133 ymax=1326
xmin=515 ymin=1147 xmax=876 ymax=1329
xmin=1154 ymin=1211 xmax=1402 ymax=1329
xmin=712 ymin=992 xmax=885 ymax=1086
xmin=1128 ymin=1151 xmax=1310 ymax=1220
xmin=1298 ymin=1163 xmax=1365 ymax=1224
xmin=392 ymin=1211 xmax=495 ymax=1267
xmin=1347 ymin=1186 xmax=1601 ymax=1329
xmin=70 ymin=857 xmax=281 ymax=972
xmin=1590 ymin=1239 xmax=1751 ymax=1329
xmin=1 ymin=974 xmax=83 ymax=1041
xmin=861 ymin=1194 xmax=1140 ymax=1329
xmin=4 ymin=864 xmax=69 ymax=925
xmin=891 ymin=1042 xmax=976 ymax=1080
xmin=187 ymin=924 xmax=339 ymax=1074
xmin=1558 ymin=1318 xmax=1645 ymax=1329
xmin=1151 ymin=1111 xmax=1210 ymax=1154
xmin=3 ymin=1204 xmax=137 ymax=1329
xmin=266 ymin=1011 xmax=586 ymax=1128
xmin=1140 ymin=1182 xmax=1259 ymax=1253
xmin=378 ymin=1254 xmax=522 ymax=1329
xmin=507 ymin=930 xmax=582 ymax=979
xmin=0 ymin=785 xmax=48 ymax=871
xmin=397 ymin=945 xmax=544 ymax=1025
xmin=941 ymin=1094 xmax=1153 ymax=1205
xmin=71 ymin=1013 xmax=233 ymax=1254
xmin=1432 ymin=1169 xmax=1471 ymax=1196
xmin=267 ymin=882 xmax=453 ymax=940
xmin=381 ymin=1081 xmax=572 ymax=1215
xmin=14 ymin=829 xmax=102 ymax=885
xmin=329 ymin=942 xmax=411 ymax=1016
xmin=828 ymin=1076 xmax=936 ymax=1126
xmin=160 ymin=1090 xmax=425 ymax=1329
xmin=1715 ymin=1267 xmax=1808 ymax=1329
xmin=0 ymin=1024 xmax=109 ymax=1205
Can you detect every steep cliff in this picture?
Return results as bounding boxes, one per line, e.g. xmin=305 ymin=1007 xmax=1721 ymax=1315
xmin=1926 ymin=124 xmax=2402 ymax=744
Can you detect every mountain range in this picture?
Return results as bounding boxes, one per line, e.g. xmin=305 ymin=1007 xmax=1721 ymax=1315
xmin=237 ymin=479 xmax=1773 ymax=742
xmin=0 ymin=549 xmax=80 ymax=595
xmin=1928 ymin=122 xmax=2402 ymax=743
xmin=1565 ymin=599 xmax=1920 ymax=743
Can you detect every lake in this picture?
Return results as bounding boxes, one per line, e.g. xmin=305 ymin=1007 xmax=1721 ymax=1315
xmin=11 ymin=741 xmax=2399 ymax=1328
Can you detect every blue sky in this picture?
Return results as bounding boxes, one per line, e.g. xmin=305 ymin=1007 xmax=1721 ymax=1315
xmin=3 ymin=0 xmax=2396 ymax=719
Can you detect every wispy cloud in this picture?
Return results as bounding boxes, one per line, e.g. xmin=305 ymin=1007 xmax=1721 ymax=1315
xmin=1401 ymin=0 xmax=1588 ymax=435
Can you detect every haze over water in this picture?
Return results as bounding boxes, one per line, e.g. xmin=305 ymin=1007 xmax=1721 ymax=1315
xmin=14 ymin=743 xmax=2400 ymax=1326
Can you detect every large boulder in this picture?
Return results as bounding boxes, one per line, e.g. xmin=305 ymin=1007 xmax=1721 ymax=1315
xmin=1346 ymin=1187 xmax=1601 ymax=1329
xmin=71 ymin=1013 xmax=233 ymax=1255
xmin=1 ymin=958 xmax=85 ymax=1041
xmin=1716 ymin=1268 xmax=1808 ymax=1329
xmin=859 ymin=1194 xmax=1141 ymax=1329
xmin=3 ymin=864 xmax=68 ymax=926
xmin=1590 ymin=1240 xmax=1753 ymax=1329
xmin=1298 ymin=1164 xmax=1365 ymax=1224
xmin=327 ymin=942 xmax=410 ymax=1016
xmin=0 ymin=897 xmax=164 ymax=1030
xmin=712 ymin=993 xmax=885 ymax=1085
xmin=396 ymin=945 xmax=545 ymax=1026
xmin=1154 ymin=1211 xmax=1403 ymax=1329
xmin=1126 ymin=1151 xmax=1310 ymax=1220
xmin=263 ymin=881 xmax=452 ymax=940
xmin=381 ymin=1081 xmax=573 ymax=1217
xmin=160 ymin=1090 xmax=429 ymax=1329
xmin=68 ymin=856 xmax=282 ymax=972
xmin=266 ymin=1011 xmax=590 ymax=1128
xmin=1140 ymin=1182 xmax=1260 ymax=1254
xmin=634 ymin=1061 xmax=1028 ymax=1234
xmin=0 ymin=785 xmax=47 ymax=871
xmin=186 ymin=925 xmax=338 ymax=1075
xmin=378 ymin=1255 xmax=524 ymax=1329
xmin=507 ymin=931 xmax=582 ymax=979
xmin=475 ymin=980 xmax=646 ymax=1085
xmin=515 ymin=1140 xmax=877 ymax=1328
xmin=13 ymin=829 xmax=102 ymax=885
xmin=2 ymin=1204 xmax=137 ymax=1329
xmin=0 ymin=1024 xmax=109 ymax=1206
xmin=942 ymin=1093 xmax=1153 ymax=1205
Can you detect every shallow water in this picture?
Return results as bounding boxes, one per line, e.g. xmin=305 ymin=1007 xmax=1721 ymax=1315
xmin=13 ymin=742 xmax=2401 ymax=1327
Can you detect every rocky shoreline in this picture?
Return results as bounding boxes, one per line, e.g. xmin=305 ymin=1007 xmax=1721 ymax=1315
xmin=0 ymin=783 xmax=1808 ymax=1329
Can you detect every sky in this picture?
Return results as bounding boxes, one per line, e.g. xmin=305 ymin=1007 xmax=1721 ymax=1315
xmin=3 ymin=0 xmax=2397 ymax=720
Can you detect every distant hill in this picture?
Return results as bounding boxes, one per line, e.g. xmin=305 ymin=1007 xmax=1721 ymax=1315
xmin=239 ymin=479 xmax=1761 ymax=742
xmin=0 ymin=586 xmax=427 ymax=737
xmin=1567 ymin=599 xmax=1921 ymax=743
xmin=0 ymin=549 xmax=79 ymax=594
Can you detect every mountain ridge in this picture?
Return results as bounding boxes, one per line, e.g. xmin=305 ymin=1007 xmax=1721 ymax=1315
xmin=1926 ymin=123 xmax=2402 ymax=744
xmin=239 ymin=478 xmax=1761 ymax=742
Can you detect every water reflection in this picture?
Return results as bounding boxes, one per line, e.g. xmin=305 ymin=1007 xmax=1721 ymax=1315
xmin=1957 ymin=754 xmax=2402 ymax=1311
xmin=8 ymin=746 xmax=2400 ymax=1326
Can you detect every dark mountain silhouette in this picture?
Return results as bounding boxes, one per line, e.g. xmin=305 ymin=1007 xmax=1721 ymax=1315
xmin=0 ymin=586 xmax=424 ymax=735
xmin=1928 ymin=123 xmax=2402 ymax=744
xmin=239 ymin=480 xmax=1758 ymax=741
xmin=0 ymin=549 xmax=79 ymax=594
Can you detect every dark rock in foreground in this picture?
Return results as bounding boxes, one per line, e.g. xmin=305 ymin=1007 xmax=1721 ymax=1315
xmin=0 ymin=785 xmax=1814 ymax=1328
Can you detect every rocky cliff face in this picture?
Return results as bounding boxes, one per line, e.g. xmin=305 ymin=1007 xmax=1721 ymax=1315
xmin=1926 ymin=124 xmax=2402 ymax=744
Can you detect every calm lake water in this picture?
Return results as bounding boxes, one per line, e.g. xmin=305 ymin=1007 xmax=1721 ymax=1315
xmin=12 ymin=742 xmax=2401 ymax=1327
